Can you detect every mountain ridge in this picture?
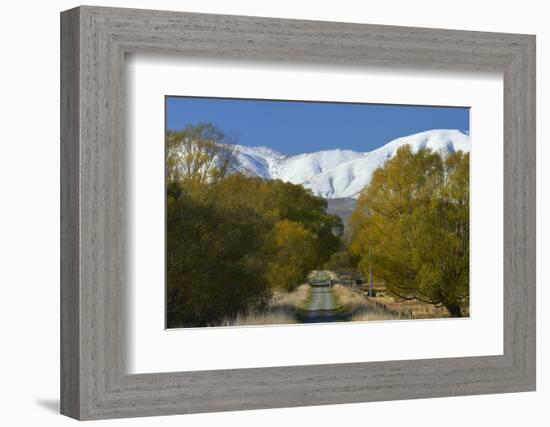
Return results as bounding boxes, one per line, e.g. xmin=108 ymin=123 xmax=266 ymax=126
xmin=227 ymin=129 xmax=470 ymax=199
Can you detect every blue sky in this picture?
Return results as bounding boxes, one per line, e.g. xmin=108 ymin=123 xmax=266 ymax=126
xmin=166 ymin=96 xmax=469 ymax=155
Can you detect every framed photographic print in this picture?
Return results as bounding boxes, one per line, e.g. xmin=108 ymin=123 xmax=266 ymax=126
xmin=61 ymin=5 xmax=536 ymax=420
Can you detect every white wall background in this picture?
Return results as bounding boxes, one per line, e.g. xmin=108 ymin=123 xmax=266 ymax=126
xmin=0 ymin=1 xmax=546 ymax=425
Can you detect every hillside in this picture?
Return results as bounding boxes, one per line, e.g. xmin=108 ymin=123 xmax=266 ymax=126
xmin=228 ymin=129 xmax=469 ymax=199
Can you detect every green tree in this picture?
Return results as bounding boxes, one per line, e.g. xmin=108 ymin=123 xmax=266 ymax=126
xmin=166 ymin=123 xmax=344 ymax=326
xmin=166 ymin=124 xmax=271 ymax=327
xmin=349 ymin=146 xmax=469 ymax=317
xmin=270 ymin=180 xmax=342 ymax=265
xmin=166 ymin=192 xmax=271 ymax=327
xmin=323 ymin=251 xmax=360 ymax=278
xmin=265 ymin=219 xmax=319 ymax=291
xmin=214 ymin=175 xmax=343 ymax=267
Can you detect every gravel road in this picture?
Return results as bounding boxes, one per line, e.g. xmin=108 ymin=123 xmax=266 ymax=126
xmin=308 ymin=287 xmax=337 ymax=311
xmin=298 ymin=270 xmax=348 ymax=323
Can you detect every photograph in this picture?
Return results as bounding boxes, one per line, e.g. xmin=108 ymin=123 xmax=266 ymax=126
xmin=165 ymin=96 xmax=470 ymax=329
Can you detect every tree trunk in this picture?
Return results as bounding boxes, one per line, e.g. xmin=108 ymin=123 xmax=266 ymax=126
xmin=445 ymin=304 xmax=462 ymax=318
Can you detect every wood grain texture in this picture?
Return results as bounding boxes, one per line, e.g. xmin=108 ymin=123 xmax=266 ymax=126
xmin=60 ymin=7 xmax=80 ymax=419
xmin=60 ymin=6 xmax=536 ymax=420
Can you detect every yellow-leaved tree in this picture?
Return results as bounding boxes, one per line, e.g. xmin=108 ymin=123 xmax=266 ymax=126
xmin=166 ymin=123 xmax=342 ymax=327
xmin=349 ymin=146 xmax=469 ymax=317
xmin=265 ymin=219 xmax=319 ymax=292
xmin=166 ymin=123 xmax=236 ymax=199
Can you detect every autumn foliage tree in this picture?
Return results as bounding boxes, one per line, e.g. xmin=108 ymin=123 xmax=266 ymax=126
xmin=166 ymin=123 xmax=236 ymax=199
xmin=265 ymin=220 xmax=319 ymax=291
xmin=166 ymin=192 xmax=271 ymax=326
xmin=166 ymin=124 xmax=269 ymax=326
xmin=349 ymin=146 xmax=469 ymax=317
xmin=323 ymin=251 xmax=360 ymax=278
xmin=166 ymin=123 xmax=342 ymax=327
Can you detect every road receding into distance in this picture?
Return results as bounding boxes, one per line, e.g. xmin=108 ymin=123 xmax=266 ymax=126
xmin=297 ymin=270 xmax=351 ymax=323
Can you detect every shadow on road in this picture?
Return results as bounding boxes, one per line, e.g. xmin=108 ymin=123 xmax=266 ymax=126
xmin=295 ymin=309 xmax=352 ymax=323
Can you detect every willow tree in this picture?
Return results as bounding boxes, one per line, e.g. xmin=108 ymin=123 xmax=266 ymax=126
xmin=166 ymin=123 xmax=236 ymax=199
xmin=265 ymin=219 xmax=319 ymax=292
xmin=349 ymin=146 xmax=469 ymax=317
xmin=165 ymin=123 xmax=270 ymax=327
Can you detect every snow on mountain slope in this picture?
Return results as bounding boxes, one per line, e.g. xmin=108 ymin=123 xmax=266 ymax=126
xmin=301 ymin=156 xmax=383 ymax=199
xmin=270 ymin=149 xmax=366 ymax=184
xmin=231 ymin=144 xmax=285 ymax=178
xmin=229 ymin=129 xmax=469 ymax=199
xmin=374 ymin=129 xmax=470 ymax=159
xmin=299 ymin=129 xmax=470 ymax=198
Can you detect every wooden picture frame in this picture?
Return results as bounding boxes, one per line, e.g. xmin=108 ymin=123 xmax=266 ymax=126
xmin=60 ymin=5 xmax=536 ymax=420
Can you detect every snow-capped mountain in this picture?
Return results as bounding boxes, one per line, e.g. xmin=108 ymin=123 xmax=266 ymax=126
xmin=227 ymin=129 xmax=469 ymax=199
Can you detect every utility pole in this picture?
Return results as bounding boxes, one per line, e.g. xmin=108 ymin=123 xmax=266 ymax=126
xmin=368 ymin=247 xmax=373 ymax=297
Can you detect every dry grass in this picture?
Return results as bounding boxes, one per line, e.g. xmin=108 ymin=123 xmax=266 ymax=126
xmin=332 ymin=284 xmax=403 ymax=321
xmin=223 ymin=312 xmax=299 ymax=326
xmin=371 ymin=294 xmax=448 ymax=318
xmin=271 ymin=284 xmax=311 ymax=311
xmin=332 ymin=284 xmax=368 ymax=310
xmin=371 ymin=286 xmax=469 ymax=319
xmin=332 ymin=283 xmax=466 ymax=321
xmin=220 ymin=284 xmax=312 ymax=326
xmin=351 ymin=311 xmax=406 ymax=322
